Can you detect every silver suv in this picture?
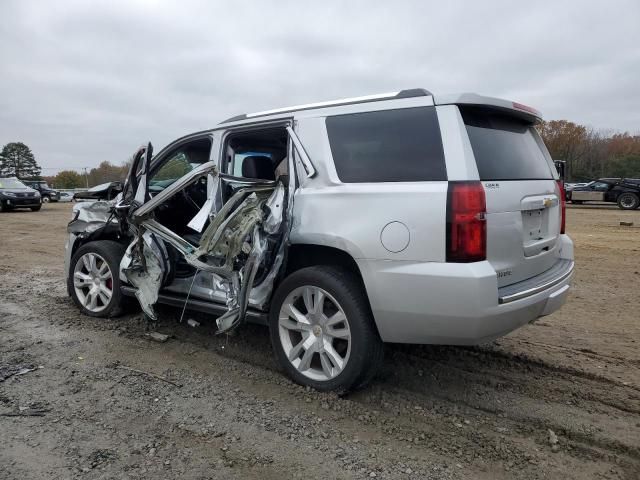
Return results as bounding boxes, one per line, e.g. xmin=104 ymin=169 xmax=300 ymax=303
xmin=64 ymin=89 xmax=574 ymax=392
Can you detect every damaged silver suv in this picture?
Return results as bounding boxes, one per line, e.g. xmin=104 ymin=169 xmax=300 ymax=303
xmin=65 ymin=89 xmax=574 ymax=392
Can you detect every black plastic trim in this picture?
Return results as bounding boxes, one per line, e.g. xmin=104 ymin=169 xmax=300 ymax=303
xmin=121 ymin=286 xmax=268 ymax=325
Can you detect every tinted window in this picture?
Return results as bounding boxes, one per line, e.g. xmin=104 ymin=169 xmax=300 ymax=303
xmin=326 ymin=107 xmax=446 ymax=182
xmin=461 ymin=107 xmax=554 ymax=180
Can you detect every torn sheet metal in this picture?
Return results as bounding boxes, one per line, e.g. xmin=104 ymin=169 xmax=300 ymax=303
xmin=122 ymin=170 xmax=287 ymax=333
xmin=120 ymin=231 xmax=166 ymax=320
xmin=187 ymin=173 xmax=222 ymax=233
xmin=68 ymin=201 xmax=116 ymax=235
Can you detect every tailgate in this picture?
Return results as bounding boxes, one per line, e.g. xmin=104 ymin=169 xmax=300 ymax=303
xmin=460 ymin=106 xmax=562 ymax=287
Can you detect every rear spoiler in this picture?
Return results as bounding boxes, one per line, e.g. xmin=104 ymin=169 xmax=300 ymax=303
xmin=434 ymin=93 xmax=543 ymax=123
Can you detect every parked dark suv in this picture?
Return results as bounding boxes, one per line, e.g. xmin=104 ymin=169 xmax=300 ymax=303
xmin=22 ymin=180 xmax=60 ymax=203
xmin=0 ymin=177 xmax=42 ymax=211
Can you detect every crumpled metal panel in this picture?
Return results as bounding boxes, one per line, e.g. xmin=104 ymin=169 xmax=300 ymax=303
xmin=125 ymin=173 xmax=286 ymax=333
xmin=68 ymin=201 xmax=116 ymax=235
xmin=70 ymin=161 xmax=288 ymax=334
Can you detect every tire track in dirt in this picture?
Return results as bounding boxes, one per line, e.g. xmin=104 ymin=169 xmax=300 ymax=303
xmin=2 ymin=263 xmax=639 ymax=479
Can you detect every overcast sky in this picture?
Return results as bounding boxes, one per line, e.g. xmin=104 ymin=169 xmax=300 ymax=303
xmin=1 ymin=0 xmax=639 ymax=174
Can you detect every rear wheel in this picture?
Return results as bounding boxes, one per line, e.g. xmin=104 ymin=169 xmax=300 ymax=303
xmin=269 ymin=266 xmax=383 ymax=393
xmin=42 ymin=196 xmax=50 ymax=203
xmin=617 ymin=193 xmax=639 ymax=210
xmin=68 ymin=241 xmax=127 ymax=317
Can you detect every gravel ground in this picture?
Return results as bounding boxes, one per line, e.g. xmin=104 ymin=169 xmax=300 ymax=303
xmin=0 ymin=202 xmax=639 ymax=479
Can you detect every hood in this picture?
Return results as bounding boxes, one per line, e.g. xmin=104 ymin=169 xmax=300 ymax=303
xmin=0 ymin=187 xmax=38 ymax=194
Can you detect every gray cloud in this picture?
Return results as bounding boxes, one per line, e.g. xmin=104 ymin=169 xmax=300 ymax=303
xmin=1 ymin=0 xmax=639 ymax=174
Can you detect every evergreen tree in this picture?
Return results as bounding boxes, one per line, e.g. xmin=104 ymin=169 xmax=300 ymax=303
xmin=0 ymin=142 xmax=42 ymax=178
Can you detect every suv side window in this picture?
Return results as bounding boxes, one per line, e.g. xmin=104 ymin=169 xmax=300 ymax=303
xmin=148 ymin=138 xmax=212 ymax=192
xmin=325 ymin=107 xmax=447 ymax=183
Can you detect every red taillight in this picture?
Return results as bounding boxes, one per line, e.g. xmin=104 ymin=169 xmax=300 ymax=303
xmin=556 ymin=180 xmax=566 ymax=234
xmin=446 ymin=181 xmax=486 ymax=262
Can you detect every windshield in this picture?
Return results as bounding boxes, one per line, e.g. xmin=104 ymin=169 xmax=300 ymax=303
xmin=0 ymin=178 xmax=28 ymax=189
xmin=88 ymin=182 xmax=113 ymax=192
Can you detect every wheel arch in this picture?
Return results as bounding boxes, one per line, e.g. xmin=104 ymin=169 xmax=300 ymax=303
xmin=284 ymin=243 xmax=379 ymax=335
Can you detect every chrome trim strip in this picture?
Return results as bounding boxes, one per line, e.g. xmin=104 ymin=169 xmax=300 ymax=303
xmin=499 ymin=260 xmax=574 ymax=304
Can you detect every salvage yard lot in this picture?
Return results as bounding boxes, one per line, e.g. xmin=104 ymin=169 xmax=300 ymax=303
xmin=1 ymin=203 xmax=639 ymax=479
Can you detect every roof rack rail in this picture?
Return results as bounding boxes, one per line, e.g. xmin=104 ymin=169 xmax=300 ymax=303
xmin=219 ymin=88 xmax=432 ymax=124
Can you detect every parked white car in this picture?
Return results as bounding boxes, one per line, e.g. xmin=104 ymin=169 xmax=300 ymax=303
xmin=58 ymin=192 xmax=74 ymax=202
xmin=64 ymin=89 xmax=574 ymax=391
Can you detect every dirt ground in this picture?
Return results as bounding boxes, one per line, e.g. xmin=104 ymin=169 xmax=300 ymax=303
xmin=1 ymin=202 xmax=638 ymax=479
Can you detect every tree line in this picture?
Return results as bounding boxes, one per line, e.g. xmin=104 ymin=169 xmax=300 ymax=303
xmin=49 ymin=161 xmax=129 ymax=189
xmin=537 ymin=120 xmax=640 ymax=181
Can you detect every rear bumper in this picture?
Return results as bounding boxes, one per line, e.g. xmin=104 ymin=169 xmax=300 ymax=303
xmin=358 ymin=235 xmax=574 ymax=345
xmin=498 ymin=258 xmax=573 ymax=304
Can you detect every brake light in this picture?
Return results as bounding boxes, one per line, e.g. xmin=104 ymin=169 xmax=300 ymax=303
xmin=512 ymin=102 xmax=541 ymax=117
xmin=556 ymin=180 xmax=566 ymax=234
xmin=446 ymin=181 xmax=486 ymax=262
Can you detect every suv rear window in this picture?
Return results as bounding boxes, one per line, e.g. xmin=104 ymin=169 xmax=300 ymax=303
xmin=461 ymin=107 xmax=554 ymax=180
xmin=326 ymin=107 xmax=446 ymax=182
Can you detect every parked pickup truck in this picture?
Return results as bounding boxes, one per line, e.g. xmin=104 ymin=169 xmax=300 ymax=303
xmin=566 ymin=178 xmax=640 ymax=209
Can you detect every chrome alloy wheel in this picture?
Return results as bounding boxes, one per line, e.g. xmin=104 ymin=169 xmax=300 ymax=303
xmin=278 ymin=286 xmax=351 ymax=381
xmin=73 ymin=252 xmax=113 ymax=313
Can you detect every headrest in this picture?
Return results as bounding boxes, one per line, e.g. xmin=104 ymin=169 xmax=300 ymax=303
xmin=241 ymin=155 xmax=274 ymax=180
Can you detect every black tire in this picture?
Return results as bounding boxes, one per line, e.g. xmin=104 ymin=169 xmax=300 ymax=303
xmin=269 ymin=266 xmax=384 ymax=393
xmin=41 ymin=196 xmax=50 ymax=203
xmin=67 ymin=240 xmax=127 ymax=318
xmin=617 ymin=192 xmax=639 ymax=210
xmin=30 ymin=205 xmax=41 ymax=211
xmin=0 ymin=202 xmax=10 ymax=212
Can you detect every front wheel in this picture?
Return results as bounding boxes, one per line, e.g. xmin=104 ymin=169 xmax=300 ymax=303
xmin=269 ymin=266 xmax=383 ymax=393
xmin=68 ymin=240 xmax=127 ymax=317
xmin=41 ymin=196 xmax=50 ymax=203
xmin=617 ymin=193 xmax=639 ymax=210
xmin=30 ymin=205 xmax=41 ymax=211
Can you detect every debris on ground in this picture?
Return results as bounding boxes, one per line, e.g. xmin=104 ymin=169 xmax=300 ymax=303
xmin=116 ymin=365 xmax=182 ymax=387
xmin=619 ymin=221 xmax=634 ymax=226
xmin=147 ymin=332 xmax=169 ymax=343
xmin=1 ymin=198 xmax=639 ymax=479
xmin=187 ymin=318 xmax=200 ymax=328
xmin=0 ymin=364 xmax=43 ymax=382
xmin=0 ymin=407 xmax=51 ymax=417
